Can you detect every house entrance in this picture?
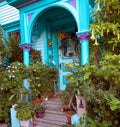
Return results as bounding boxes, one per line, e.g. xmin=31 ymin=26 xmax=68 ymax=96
xmin=31 ymin=7 xmax=78 ymax=91
xmin=57 ymin=32 xmax=79 ymax=90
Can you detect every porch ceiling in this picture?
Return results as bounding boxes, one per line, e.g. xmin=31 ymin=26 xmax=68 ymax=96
xmin=42 ymin=8 xmax=72 ymax=22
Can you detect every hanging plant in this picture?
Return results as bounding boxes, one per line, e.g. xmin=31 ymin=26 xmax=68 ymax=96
xmin=57 ymin=31 xmax=69 ymax=41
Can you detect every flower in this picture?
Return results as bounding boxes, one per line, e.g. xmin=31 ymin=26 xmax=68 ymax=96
xmin=57 ymin=31 xmax=69 ymax=40
xmin=90 ymin=30 xmax=96 ymax=41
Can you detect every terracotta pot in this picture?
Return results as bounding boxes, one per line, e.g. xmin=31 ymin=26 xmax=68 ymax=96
xmin=62 ymin=105 xmax=68 ymax=112
xmin=45 ymin=91 xmax=51 ymax=98
xmin=36 ymin=110 xmax=45 ymax=118
xmin=66 ymin=110 xmax=75 ymax=125
xmin=32 ymin=99 xmax=42 ymax=105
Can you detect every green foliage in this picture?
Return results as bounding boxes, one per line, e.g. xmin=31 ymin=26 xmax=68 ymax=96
xmin=0 ymin=26 xmax=8 ymax=57
xmin=66 ymin=0 xmax=120 ymax=123
xmin=15 ymin=102 xmax=35 ymax=121
xmin=60 ymin=84 xmax=75 ymax=105
xmin=35 ymin=104 xmax=45 ymax=111
xmin=8 ymin=33 xmax=23 ymax=63
xmin=90 ymin=0 xmax=120 ymax=54
xmin=30 ymin=49 xmax=42 ymax=62
xmin=0 ymin=61 xmax=29 ymax=122
xmin=66 ymin=53 xmax=120 ymax=126
xmin=27 ymin=62 xmax=58 ymax=99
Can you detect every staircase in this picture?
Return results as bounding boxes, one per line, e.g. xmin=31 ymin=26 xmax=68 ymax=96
xmin=33 ymin=97 xmax=68 ymax=127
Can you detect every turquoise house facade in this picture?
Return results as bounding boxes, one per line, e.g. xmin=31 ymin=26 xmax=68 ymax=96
xmin=0 ymin=0 xmax=95 ymax=126
xmin=0 ymin=0 xmax=95 ymax=91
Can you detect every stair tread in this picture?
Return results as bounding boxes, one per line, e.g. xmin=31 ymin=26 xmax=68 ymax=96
xmin=33 ymin=117 xmax=67 ymax=125
xmin=33 ymin=120 xmax=66 ymax=127
xmin=45 ymin=109 xmax=65 ymax=115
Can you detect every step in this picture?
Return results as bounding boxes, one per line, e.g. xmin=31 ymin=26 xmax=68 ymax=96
xmin=47 ymin=100 xmax=62 ymax=105
xmin=45 ymin=109 xmax=65 ymax=115
xmin=33 ymin=117 xmax=67 ymax=127
xmin=43 ymin=112 xmax=67 ymax=122
xmin=46 ymin=105 xmax=62 ymax=111
xmin=33 ymin=120 xmax=65 ymax=127
xmin=48 ymin=98 xmax=61 ymax=102
xmin=46 ymin=102 xmax=62 ymax=109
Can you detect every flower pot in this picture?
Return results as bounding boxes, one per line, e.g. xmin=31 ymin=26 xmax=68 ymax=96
xmin=66 ymin=110 xmax=75 ymax=125
xmin=32 ymin=99 xmax=42 ymax=105
xmin=36 ymin=110 xmax=45 ymax=118
xmin=76 ymin=95 xmax=86 ymax=117
xmin=62 ymin=105 xmax=68 ymax=112
xmin=20 ymin=119 xmax=33 ymax=127
xmin=45 ymin=91 xmax=51 ymax=98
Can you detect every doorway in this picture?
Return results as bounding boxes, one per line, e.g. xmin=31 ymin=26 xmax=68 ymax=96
xmin=31 ymin=7 xmax=78 ymax=91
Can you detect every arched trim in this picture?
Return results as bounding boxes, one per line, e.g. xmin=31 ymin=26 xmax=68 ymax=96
xmin=27 ymin=1 xmax=79 ymax=43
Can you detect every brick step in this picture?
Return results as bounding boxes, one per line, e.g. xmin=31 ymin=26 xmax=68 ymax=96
xmin=33 ymin=117 xmax=67 ymax=127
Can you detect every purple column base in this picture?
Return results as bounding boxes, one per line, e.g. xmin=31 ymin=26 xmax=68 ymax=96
xmin=19 ymin=44 xmax=32 ymax=50
xmin=76 ymin=32 xmax=91 ymax=41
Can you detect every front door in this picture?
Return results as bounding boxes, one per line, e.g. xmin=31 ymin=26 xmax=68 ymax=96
xmin=58 ymin=32 xmax=79 ymax=90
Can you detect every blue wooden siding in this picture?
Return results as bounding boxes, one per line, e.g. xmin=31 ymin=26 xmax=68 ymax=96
xmin=0 ymin=3 xmax=19 ymax=25
xmin=31 ymin=20 xmax=45 ymax=63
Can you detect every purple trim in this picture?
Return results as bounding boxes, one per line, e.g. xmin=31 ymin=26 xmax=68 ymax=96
xmin=76 ymin=32 xmax=91 ymax=41
xmin=19 ymin=44 xmax=32 ymax=50
xmin=17 ymin=0 xmax=38 ymax=9
xmin=28 ymin=13 xmax=33 ymax=22
xmin=68 ymin=0 xmax=76 ymax=8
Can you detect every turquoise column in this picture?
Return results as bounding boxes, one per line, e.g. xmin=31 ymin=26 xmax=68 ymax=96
xmin=19 ymin=44 xmax=32 ymax=66
xmin=76 ymin=0 xmax=90 ymax=65
xmin=19 ymin=44 xmax=32 ymax=97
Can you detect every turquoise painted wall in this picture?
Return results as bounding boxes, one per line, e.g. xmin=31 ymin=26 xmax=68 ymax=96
xmin=17 ymin=0 xmax=79 ymax=66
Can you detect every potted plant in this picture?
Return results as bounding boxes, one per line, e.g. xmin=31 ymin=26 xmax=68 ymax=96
xmin=27 ymin=62 xmax=58 ymax=104
xmin=35 ymin=105 xmax=46 ymax=118
xmin=15 ymin=102 xmax=35 ymax=127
